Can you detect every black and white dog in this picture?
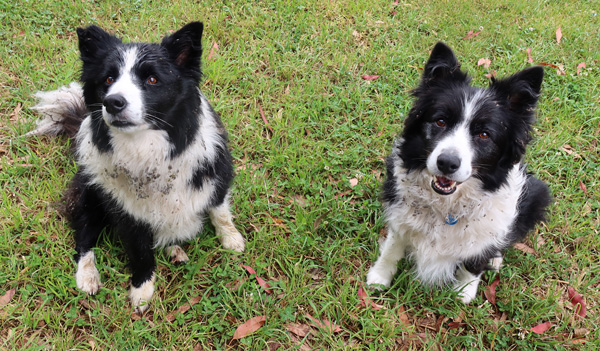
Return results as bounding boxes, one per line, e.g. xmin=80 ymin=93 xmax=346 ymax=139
xmin=366 ymin=42 xmax=551 ymax=303
xmin=31 ymin=22 xmax=245 ymax=312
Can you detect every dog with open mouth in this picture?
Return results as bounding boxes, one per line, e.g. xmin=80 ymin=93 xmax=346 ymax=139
xmin=366 ymin=42 xmax=551 ymax=303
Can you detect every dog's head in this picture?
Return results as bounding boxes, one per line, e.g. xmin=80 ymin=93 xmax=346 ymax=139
xmin=76 ymin=22 xmax=204 ymax=134
xmin=400 ymin=42 xmax=544 ymax=194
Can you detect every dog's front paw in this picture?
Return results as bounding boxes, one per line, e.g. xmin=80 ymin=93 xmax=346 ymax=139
xmin=366 ymin=268 xmax=392 ymax=290
xmin=457 ymin=289 xmax=477 ymax=304
xmin=130 ymin=275 xmax=156 ymax=314
xmin=75 ymin=251 xmax=102 ymax=295
xmin=220 ymin=230 xmax=245 ymax=253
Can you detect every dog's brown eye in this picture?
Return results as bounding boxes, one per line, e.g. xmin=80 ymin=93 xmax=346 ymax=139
xmin=147 ymin=76 xmax=158 ymax=85
xmin=106 ymin=76 xmax=115 ymax=85
xmin=436 ymin=119 xmax=447 ymax=127
xmin=479 ymin=132 xmax=489 ymax=139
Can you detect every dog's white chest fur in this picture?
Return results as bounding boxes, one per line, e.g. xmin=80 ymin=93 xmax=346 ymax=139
xmin=385 ymin=157 xmax=525 ymax=285
xmin=75 ymin=99 xmax=221 ymax=247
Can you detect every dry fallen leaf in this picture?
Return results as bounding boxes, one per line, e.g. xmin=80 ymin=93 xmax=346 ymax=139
xmin=232 ymin=315 xmax=266 ymax=340
xmin=349 ymin=178 xmax=359 ymax=188
xmin=462 ymin=30 xmax=481 ymax=40
xmin=207 ymin=42 xmax=219 ymax=60
xmin=241 ymin=264 xmax=273 ymax=295
xmin=484 ymin=277 xmax=500 ymax=306
xmin=286 ymin=323 xmax=312 ymax=337
xmin=305 ymin=313 xmax=343 ymax=333
xmin=567 ymin=286 xmax=586 ymax=318
xmin=556 ymin=26 xmax=562 ymax=44
xmin=362 ymin=75 xmax=380 ymax=81
xmin=357 ymin=287 xmax=383 ymax=310
xmin=0 ymin=288 xmax=15 ymax=306
xmin=576 ymin=62 xmax=586 ymax=75
xmin=530 ymin=321 xmax=552 ymax=334
xmin=526 ymin=48 xmax=533 ymax=63
xmin=258 ymin=103 xmax=274 ymax=134
xmin=513 ymin=242 xmax=536 ymax=255
xmin=165 ymin=296 xmax=202 ymax=322
xmin=397 ymin=305 xmax=410 ymax=325
xmin=579 ymin=180 xmax=587 ymax=194
xmin=477 ymin=58 xmax=491 ymax=69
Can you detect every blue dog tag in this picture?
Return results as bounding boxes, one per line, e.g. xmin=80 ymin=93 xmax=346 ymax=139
xmin=445 ymin=213 xmax=458 ymax=225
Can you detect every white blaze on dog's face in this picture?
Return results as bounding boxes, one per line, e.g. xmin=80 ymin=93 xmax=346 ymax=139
xmin=425 ymin=91 xmax=487 ymax=195
xmin=102 ymin=47 xmax=147 ymax=131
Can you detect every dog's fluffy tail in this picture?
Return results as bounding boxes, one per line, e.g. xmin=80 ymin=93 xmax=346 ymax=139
xmin=27 ymin=82 xmax=87 ymax=137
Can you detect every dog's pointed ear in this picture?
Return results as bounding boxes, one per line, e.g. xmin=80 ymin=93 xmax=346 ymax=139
xmin=161 ymin=22 xmax=203 ymax=69
xmin=422 ymin=42 xmax=465 ymax=83
xmin=491 ymin=66 xmax=544 ymax=112
xmin=77 ymin=25 xmax=121 ymax=61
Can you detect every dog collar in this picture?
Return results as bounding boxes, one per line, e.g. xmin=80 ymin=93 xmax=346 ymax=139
xmin=445 ymin=213 xmax=458 ymax=225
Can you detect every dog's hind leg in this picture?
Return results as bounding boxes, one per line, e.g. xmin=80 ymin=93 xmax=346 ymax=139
xmin=366 ymin=226 xmax=408 ymax=289
xmin=209 ymin=201 xmax=245 ymax=253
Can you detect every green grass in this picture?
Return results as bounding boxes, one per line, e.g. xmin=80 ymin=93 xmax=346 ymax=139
xmin=1 ymin=0 xmax=599 ymax=349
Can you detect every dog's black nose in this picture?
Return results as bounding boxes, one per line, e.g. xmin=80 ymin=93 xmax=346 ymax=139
xmin=437 ymin=154 xmax=461 ymax=174
xmin=104 ymin=94 xmax=128 ymax=115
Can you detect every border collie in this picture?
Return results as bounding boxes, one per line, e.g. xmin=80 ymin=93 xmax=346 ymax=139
xmin=30 ymin=22 xmax=245 ymax=312
xmin=366 ymin=42 xmax=551 ymax=303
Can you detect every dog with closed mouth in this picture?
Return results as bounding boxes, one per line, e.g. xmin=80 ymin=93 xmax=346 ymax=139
xmin=31 ymin=22 xmax=245 ymax=312
xmin=366 ymin=42 xmax=551 ymax=303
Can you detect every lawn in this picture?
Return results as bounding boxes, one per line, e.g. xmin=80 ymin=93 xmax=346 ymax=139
xmin=1 ymin=0 xmax=598 ymax=349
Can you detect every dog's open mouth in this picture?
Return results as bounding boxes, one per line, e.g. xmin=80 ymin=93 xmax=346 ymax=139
xmin=431 ymin=176 xmax=459 ymax=195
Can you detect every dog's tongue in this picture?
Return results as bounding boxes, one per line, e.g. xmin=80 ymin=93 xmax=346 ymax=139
xmin=437 ymin=176 xmax=453 ymax=187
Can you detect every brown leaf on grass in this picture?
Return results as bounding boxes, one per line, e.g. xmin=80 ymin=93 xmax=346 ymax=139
xmin=165 ymin=296 xmax=202 ymax=322
xmin=576 ymin=62 xmax=586 ymax=75
xmin=362 ymin=75 xmax=380 ymax=81
xmin=462 ymin=30 xmax=481 ymax=40
xmin=526 ymin=48 xmax=534 ymax=63
xmin=207 ymin=42 xmax=219 ymax=60
xmin=484 ymin=277 xmax=500 ymax=306
xmin=477 ymin=58 xmax=491 ymax=69
xmin=305 ymin=313 xmax=343 ymax=333
xmin=0 ymin=288 xmax=15 ymax=306
xmin=232 ymin=315 xmax=266 ymax=340
xmin=334 ymin=189 xmax=352 ymax=199
xmin=286 ymin=323 xmax=312 ymax=337
xmin=258 ymin=103 xmax=274 ymax=134
xmin=9 ymin=103 xmax=22 ymax=123
xmin=397 ymin=305 xmax=410 ymax=325
xmin=560 ymin=144 xmax=582 ymax=159
xmin=484 ymin=70 xmax=497 ymax=79
xmin=349 ymin=178 xmax=359 ymax=188
xmin=530 ymin=321 xmax=552 ymax=334
xmin=579 ymin=180 xmax=587 ymax=194
xmin=513 ymin=242 xmax=536 ymax=255
xmin=556 ymin=26 xmax=562 ymax=44
xmin=567 ymin=286 xmax=586 ymax=318
xmin=357 ymin=287 xmax=383 ymax=310
xmin=241 ymin=264 xmax=273 ymax=295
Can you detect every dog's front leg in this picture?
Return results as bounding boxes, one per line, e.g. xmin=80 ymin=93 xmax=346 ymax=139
xmin=366 ymin=225 xmax=408 ymax=289
xmin=119 ymin=219 xmax=156 ymax=313
xmin=454 ymin=265 xmax=482 ymax=304
xmin=209 ymin=199 xmax=245 ymax=253
xmin=72 ymin=182 xmax=106 ymax=295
